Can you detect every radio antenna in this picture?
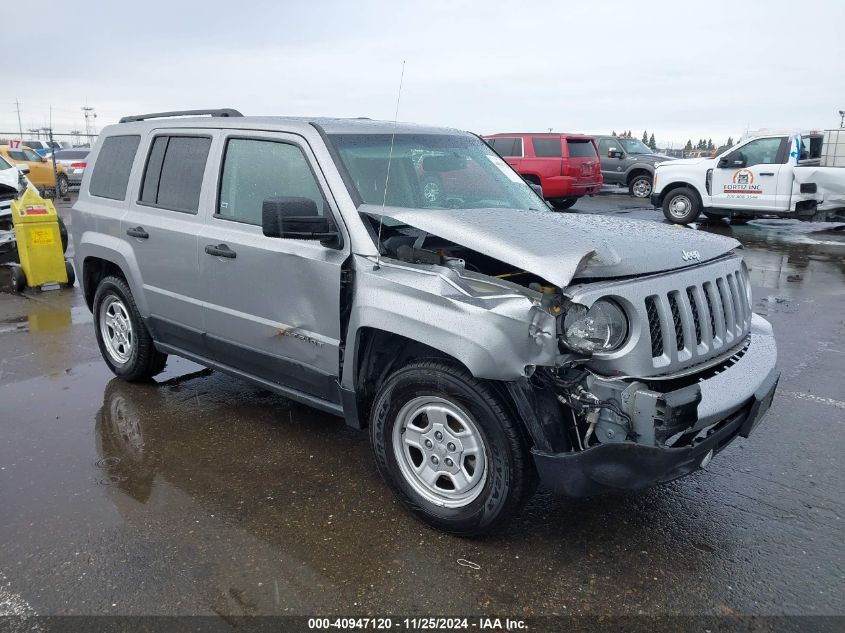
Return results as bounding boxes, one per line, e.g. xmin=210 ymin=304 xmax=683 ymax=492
xmin=374 ymin=60 xmax=406 ymax=270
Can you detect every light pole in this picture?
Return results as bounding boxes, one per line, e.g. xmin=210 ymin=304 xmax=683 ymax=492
xmin=839 ymin=110 xmax=844 ymax=128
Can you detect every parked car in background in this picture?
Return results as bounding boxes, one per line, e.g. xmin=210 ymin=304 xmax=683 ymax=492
xmin=653 ymin=129 xmax=843 ymax=223
xmin=482 ymin=133 xmax=602 ymax=209
xmin=0 ymin=154 xmax=39 ymax=261
xmin=0 ymin=145 xmax=69 ymax=196
xmin=594 ymin=135 xmax=674 ymax=199
xmin=47 ymin=148 xmax=90 ymax=186
xmin=20 ymin=140 xmax=52 ymax=156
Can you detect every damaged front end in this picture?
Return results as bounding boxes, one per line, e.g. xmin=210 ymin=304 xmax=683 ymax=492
xmin=352 ymin=206 xmax=778 ymax=497
xmin=508 ymin=255 xmax=780 ymax=497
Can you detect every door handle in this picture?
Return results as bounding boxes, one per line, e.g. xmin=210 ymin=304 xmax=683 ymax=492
xmin=205 ymin=243 xmax=237 ymax=259
xmin=759 ymin=172 xmax=775 ymax=176
xmin=126 ymin=226 xmax=149 ymax=239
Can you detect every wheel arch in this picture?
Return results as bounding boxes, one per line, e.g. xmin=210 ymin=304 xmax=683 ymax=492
xmin=626 ymin=166 xmax=653 ymax=185
xmin=348 ymin=327 xmax=472 ymax=429
xmin=345 ymin=327 xmax=564 ymax=454
xmin=655 ymin=179 xmax=703 ymax=207
xmin=77 ymin=234 xmax=147 ymax=314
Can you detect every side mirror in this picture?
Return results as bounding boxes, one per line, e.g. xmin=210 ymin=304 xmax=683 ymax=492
xmin=717 ymin=154 xmax=745 ymax=169
xmin=608 ymin=149 xmax=624 ymax=159
xmin=18 ymin=165 xmax=30 ymax=175
xmin=262 ymin=197 xmax=340 ymax=247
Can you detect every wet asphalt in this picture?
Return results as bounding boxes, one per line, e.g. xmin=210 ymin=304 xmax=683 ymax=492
xmin=0 ymin=192 xmax=843 ymax=621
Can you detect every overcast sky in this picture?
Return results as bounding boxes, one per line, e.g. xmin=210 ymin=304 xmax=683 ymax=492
xmin=4 ymin=0 xmax=844 ymax=147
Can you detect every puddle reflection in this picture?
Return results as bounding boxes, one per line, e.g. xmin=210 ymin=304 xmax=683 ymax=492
xmin=690 ymin=220 xmax=845 ymax=309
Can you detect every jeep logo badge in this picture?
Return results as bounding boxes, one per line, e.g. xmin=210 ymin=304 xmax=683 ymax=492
xmin=682 ymin=250 xmax=701 ymax=262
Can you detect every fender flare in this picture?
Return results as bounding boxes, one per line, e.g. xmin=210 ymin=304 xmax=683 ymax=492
xmin=75 ymin=231 xmax=149 ymax=315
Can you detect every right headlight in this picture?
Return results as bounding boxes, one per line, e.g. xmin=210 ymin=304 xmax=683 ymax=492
xmin=561 ymin=299 xmax=628 ymax=354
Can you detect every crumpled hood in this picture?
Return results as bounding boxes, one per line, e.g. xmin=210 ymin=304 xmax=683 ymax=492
xmin=365 ymin=204 xmax=740 ymax=287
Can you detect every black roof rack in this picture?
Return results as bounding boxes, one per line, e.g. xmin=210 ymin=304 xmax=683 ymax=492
xmin=119 ymin=109 xmax=243 ymax=123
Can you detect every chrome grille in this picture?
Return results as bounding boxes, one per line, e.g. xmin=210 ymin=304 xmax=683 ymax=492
xmin=645 ymin=265 xmax=752 ymax=370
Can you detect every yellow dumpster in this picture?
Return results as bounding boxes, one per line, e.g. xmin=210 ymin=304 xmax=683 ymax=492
xmin=10 ymin=188 xmax=68 ymax=288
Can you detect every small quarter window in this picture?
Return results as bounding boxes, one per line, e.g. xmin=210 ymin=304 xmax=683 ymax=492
xmin=89 ymin=135 xmax=141 ymax=201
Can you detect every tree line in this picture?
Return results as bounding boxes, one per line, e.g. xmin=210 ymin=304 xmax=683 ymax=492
xmin=612 ymin=130 xmax=735 ymax=152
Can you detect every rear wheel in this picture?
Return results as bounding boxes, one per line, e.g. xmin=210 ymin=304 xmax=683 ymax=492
xmin=628 ymin=173 xmax=653 ymax=198
xmin=662 ymin=187 xmax=701 ymax=224
xmin=552 ymin=197 xmax=578 ymax=210
xmin=369 ymin=360 xmax=536 ymax=536
xmin=93 ymin=276 xmax=167 ymax=381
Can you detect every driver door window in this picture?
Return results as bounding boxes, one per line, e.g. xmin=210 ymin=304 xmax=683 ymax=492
xmin=598 ymin=139 xmax=614 ymax=156
xmin=735 ymin=137 xmax=785 ymax=167
xmin=218 ymin=138 xmax=326 ymax=225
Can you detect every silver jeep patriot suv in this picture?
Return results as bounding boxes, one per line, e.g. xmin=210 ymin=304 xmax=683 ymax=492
xmin=73 ymin=109 xmax=779 ymax=535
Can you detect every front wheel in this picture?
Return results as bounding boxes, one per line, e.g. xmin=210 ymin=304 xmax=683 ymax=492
xmin=629 ymin=174 xmax=653 ymax=198
xmin=369 ymin=360 xmax=536 ymax=536
xmin=662 ymin=187 xmax=701 ymax=224
xmin=93 ymin=276 xmax=167 ymax=381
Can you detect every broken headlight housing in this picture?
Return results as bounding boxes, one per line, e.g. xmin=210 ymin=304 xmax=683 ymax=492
xmin=561 ymin=299 xmax=628 ymax=354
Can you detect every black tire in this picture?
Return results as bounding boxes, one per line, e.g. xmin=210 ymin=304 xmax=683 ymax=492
xmin=552 ymin=197 xmax=578 ymax=210
xmin=662 ymin=186 xmax=701 ymax=224
xmin=11 ymin=265 xmax=26 ymax=293
xmin=628 ymin=173 xmax=653 ymax=198
xmin=369 ymin=360 xmax=537 ymax=536
xmin=57 ymin=216 xmax=69 ymax=253
xmin=64 ymin=260 xmax=76 ymax=287
xmin=93 ymin=275 xmax=167 ymax=381
xmin=56 ymin=174 xmax=69 ymax=197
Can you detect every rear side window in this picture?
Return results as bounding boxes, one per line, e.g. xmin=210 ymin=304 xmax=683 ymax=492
xmin=139 ymin=135 xmax=211 ymax=213
xmin=217 ymin=138 xmax=326 ymax=225
xmin=566 ymin=140 xmax=598 ymax=158
xmin=489 ymin=137 xmax=522 ymax=157
xmin=89 ymin=135 xmax=141 ymax=200
xmin=532 ymin=137 xmax=561 ymax=157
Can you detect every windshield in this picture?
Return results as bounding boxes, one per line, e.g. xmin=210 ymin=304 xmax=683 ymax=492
xmin=0 ymin=155 xmax=12 ymax=170
xmin=329 ymin=133 xmax=545 ymax=212
xmin=617 ymin=139 xmax=652 ymax=154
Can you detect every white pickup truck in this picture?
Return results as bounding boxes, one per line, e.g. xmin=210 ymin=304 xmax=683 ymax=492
xmin=651 ymin=129 xmax=845 ymax=223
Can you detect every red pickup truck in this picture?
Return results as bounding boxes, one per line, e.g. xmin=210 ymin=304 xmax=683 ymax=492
xmin=483 ymin=133 xmax=603 ymax=209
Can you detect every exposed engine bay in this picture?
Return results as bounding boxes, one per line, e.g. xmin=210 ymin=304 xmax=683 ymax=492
xmin=380 ymin=225 xmax=553 ymax=290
